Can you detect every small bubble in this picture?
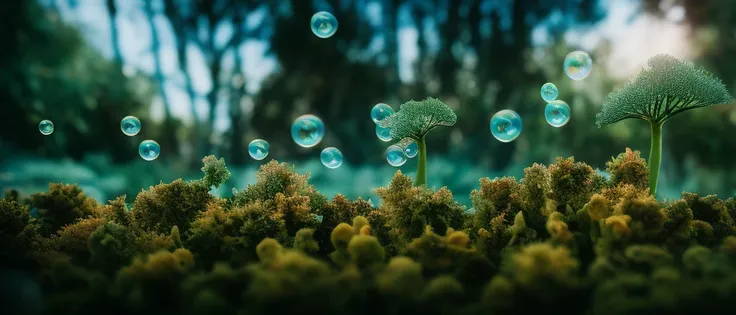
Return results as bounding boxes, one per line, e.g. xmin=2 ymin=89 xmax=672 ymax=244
xmin=370 ymin=103 xmax=395 ymax=123
xmin=564 ymin=51 xmax=593 ymax=80
xmin=38 ymin=120 xmax=54 ymax=135
xmin=314 ymin=214 xmax=324 ymax=223
xmin=375 ymin=124 xmax=392 ymax=142
xmin=138 ymin=140 xmax=160 ymax=161
xmin=465 ymin=207 xmax=477 ymax=215
xmin=120 ymin=116 xmax=141 ymax=136
xmin=291 ymin=114 xmax=325 ymax=148
xmin=311 ymin=11 xmax=338 ymax=39
xmin=402 ymin=140 xmax=419 ymax=158
xmin=540 ymin=83 xmax=558 ymax=102
xmin=545 ymin=100 xmax=571 ymax=127
xmin=490 ymin=110 xmax=522 ymax=142
xmin=320 ymin=147 xmax=343 ymax=169
xmin=232 ymin=187 xmax=238 ymax=195
xmin=248 ymin=139 xmax=270 ymax=160
xmin=386 ymin=145 xmax=407 ymax=167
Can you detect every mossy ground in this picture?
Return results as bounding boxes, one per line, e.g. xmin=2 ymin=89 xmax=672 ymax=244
xmin=1 ymin=150 xmax=736 ymax=315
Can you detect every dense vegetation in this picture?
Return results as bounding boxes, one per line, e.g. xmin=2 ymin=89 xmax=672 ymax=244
xmin=2 ymin=149 xmax=735 ymax=315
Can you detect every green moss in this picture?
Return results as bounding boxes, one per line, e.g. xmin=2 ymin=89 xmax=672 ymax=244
xmin=29 ymin=183 xmax=99 ymax=236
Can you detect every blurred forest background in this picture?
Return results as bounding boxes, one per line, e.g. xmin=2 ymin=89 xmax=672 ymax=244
xmin=1 ymin=0 xmax=735 ymax=206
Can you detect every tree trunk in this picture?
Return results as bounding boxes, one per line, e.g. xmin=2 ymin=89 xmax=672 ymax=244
xmin=105 ymin=0 xmax=122 ymax=63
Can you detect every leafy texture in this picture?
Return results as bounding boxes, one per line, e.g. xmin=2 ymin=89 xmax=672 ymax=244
xmin=5 ymin=151 xmax=736 ymax=315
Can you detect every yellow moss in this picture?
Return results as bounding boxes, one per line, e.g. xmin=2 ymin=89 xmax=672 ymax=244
xmin=446 ymin=230 xmax=470 ymax=248
xmin=721 ymin=236 xmax=736 ymax=254
xmin=352 ymin=216 xmax=369 ymax=235
xmin=256 ymin=238 xmax=283 ymax=264
xmin=546 ymin=218 xmax=573 ymax=244
xmin=508 ymin=243 xmax=579 ymax=287
xmin=359 ymin=225 xmax=373 ymax=236
xmin=347 ymin=235 xmax=385 ymax=268
xmin=510 ymin=211 xmax=526 ymax=235
xmin=584 ymin=194 xmax=612 ymax=221
xmin=331 ymin=223 xmax=355 ymax=250
xmin=604 ymin=215 xmax=632 ymax=238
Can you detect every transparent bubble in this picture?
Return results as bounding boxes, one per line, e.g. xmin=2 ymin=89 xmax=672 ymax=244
xmin=386 ymin=145 xmax=407 ymax=167
xmin=120 ymin=116 xmax=141 ymax=136
xmin=248 ymin=139 xmax=270 ymax=160
xmin=402 ymin=140 xmax=419 ymax=158
xmin=320 ymin=147 xmax=343 ymax=169
xmin=291 ymin=114 xmax=325 ymax=148
xmin=310 ymin=11 xmax=338 ymax=39
xmin=314 ymin=214 xmax=324 ymax=223
xmin=38 ymin=120 xmax=54 ymax=136
xmin=375 ymin=124 xmax=392 ymax=142
xmin=370 ymin=103 xmax=395 ymax=123
xmin=490 ymin=110 xmax=522 ymax=142
xmin=540 ymin=82 xmax=558 ymax=102
xmin=545 ymin=100 xmax=571 ymax=127
xmin=564 ymin=51 xmax=593 ymax=80
xmin=138 ymin=140 xmax=160 ymax=161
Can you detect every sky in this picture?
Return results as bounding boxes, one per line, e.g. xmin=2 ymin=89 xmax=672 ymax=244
xmin=55 ymin=0 xmax=691 ymax=132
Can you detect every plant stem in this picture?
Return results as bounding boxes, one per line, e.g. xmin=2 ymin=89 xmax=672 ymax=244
xmin=415 ymin=136 xmax=427 ymax=186
xmin=648 ymin=122 xmax=663 ymax=195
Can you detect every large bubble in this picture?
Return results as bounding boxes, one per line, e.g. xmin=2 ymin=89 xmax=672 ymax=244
xmin=564 ymin=51 xmax=593 ymax=80
xmin=386 ymin=145 xmax=407 ymax=167
xmin=545 ymin=100 xmax=571 ymax=127
xmin=39 ymin=120 xmax=54 ymax=136
xmin=490 ymin=110 xmax=522 ymax=142
xmin=120 ymin=116 xmax=141 ymax=136
xmin=291 ymin=114 xmax=325 ymax=148
xmin=138 ymin=140 xmax=160 ymax=161
xmin=248 ymin=139 xmax=270 ymax=160
xmin=320 ymin=147 xmax=343 ymax=169
xmin=311 ymin=11 xmax=338 ymax=39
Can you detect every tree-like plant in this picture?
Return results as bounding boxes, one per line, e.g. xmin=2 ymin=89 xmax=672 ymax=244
xmin=380 ymin=97 xmax=457 ymax=186
xmin=596 ymin=54 xmax=733 ymax=195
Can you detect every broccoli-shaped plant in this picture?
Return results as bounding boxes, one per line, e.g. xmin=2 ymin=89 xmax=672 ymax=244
xmin=596 ymin=54 xmax=733 ymax=195
xmin=380 ymin=97 xmax=457 ymax=186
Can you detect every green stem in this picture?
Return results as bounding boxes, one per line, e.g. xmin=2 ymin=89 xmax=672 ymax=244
xmin=648 ymin=122 xmax=663 ymax=195
xmin=415 ymin=136 xmax=427 ymax=186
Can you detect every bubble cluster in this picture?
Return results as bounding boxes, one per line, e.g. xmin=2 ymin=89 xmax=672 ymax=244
xmin=320 ymin=147 xmax=343 ymax=169
xmin=120 ymin=116 xmax=141 ymax=136
xmin=39 ymin=120 xmax=54 ymax=136
xmin=544 ymin=100 xmax=571 ymax=127
xmin=386 ymin=145 xmax=407 ymax=167
xmin=402 ymin=140 xmax=418 ymax=158
xmin=310 ymin=11 xmax=338 ymax=39
xmin=248 ymin=139 xmax=270 ymax=160
xmin=490 ymin=110 xmax=522 ymax=142
xmin=540 ymin=83 xmax=558 ymax=102
xmin=291 ymin=114 xmax=325 ymax=148
xmin=375 ymin=124 xmax=392 ymax=142
xmin=138 ymin=140 xmax=160 ymax=161
xmin=370 ymin=103 xmax=395 ymax=123
xmin=564 ymin=51 xmax=593 ymax=80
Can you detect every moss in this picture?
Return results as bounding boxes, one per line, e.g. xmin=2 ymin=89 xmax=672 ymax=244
xmin=39 ymin=217 xmax=106 ymax=265
xmin=470 ymin=176 xmax=525 ymax=229
xmin=29 ymin=183 xmax=99 ymax=236
xmin=0 ymin=198 xmax=41 ymax=268
xmin=347 ymin=235 xmax=385 ymax=269
xmin=605 ymin=148 xmax=649 ymax=190
xmin=233 ymin=160 xmax=326 ymax=211
xmin=548 ymin=157 xmax=596 ymax=211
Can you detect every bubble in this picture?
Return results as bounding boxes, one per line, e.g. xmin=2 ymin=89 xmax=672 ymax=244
xmin=386 ymin=145 xmax=407 ymax=167
xmin=248 ymin=139 xmax=270 ymax=160
xmin=564 ymin=51 xmax=593 ymax=80
xmin=320 ymin=147 xmax=343 ymax=169
xmin=375 ymin=124 xmax=392 ymax=142
xmin=38 ymin=120 xmax=54 ymax=135
xmin=120 ymin=116 xmax=141 ymax=136
xmin=138 ymin=140 xmax=160 ymax=161
xmin=490 ymin=110 xmax=522 ymax=142
xmin=370 ymin=103 xmax=395 ymax=123
xmin=545 ymin=100 xmax=571 ymax=127
xmin=540 ymin=83 xmax=558 ymax=102
xmin=314 ymin=214 xmax=324 ymax=223
xmin=310 ymin=11 xmax=338 ymax=39
xmin=291 ymin=114 xmax=325 ymax=148
xmin=402 ymin=140 xmax=419 ymax=158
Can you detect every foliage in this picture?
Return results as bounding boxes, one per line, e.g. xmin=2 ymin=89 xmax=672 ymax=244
xmin=381 ymin=97 xmax=458 ymax=141
xmin=2 ymin=151 xmax=736 ymax=314
xmin=29 ymin=183 xmax=99 ymax=236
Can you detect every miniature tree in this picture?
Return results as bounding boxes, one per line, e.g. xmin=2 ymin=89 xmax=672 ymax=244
xmin=596 ymin=54 xmax=733 ymax=195
xmin=380 ymin=97 xmax=457 ymax=186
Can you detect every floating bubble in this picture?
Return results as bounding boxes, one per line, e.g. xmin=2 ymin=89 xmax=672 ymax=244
xmin=490 ymin=110 xmax=522 ymax=142
xmin=310 ymin=11 xmax=338 ymax=39
xmin=386 ymin=145 xmax=407 ymax=167
xmin=232 ymin=188 xmax=238 ymax=195
xmin=320 ymin=147 xmax=343 ymax=169
xmin=291 ymin=114 xmax=325 ymax=148
xmin=402 ymin=140 xmax=419 ymax=158
xmin=465 ymin=207 xmax=477 ymax=215
xmin=138 ymin=140 xmax=160 ymax=161
xmin=545 ymin=100 xmax=571 ymax=127
xmin=370 ymin=103 xmax=395 ymax=123
xmin=540 ymin=83 xmax=559 ymax=102
xmin=375 ymin=124 xmax=392 ymax=142
xmin=564 ymin=51 xmax=593 ymax=80
xmin=38 ymin=120 xmax=54 ymax=135
xmin=314 ymin=214 xmax=324 ymax=223
xmin=248 ymin=139 xmax=270 ymax=160
xmin=120 ymin=116 xmax=141 ymax=136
